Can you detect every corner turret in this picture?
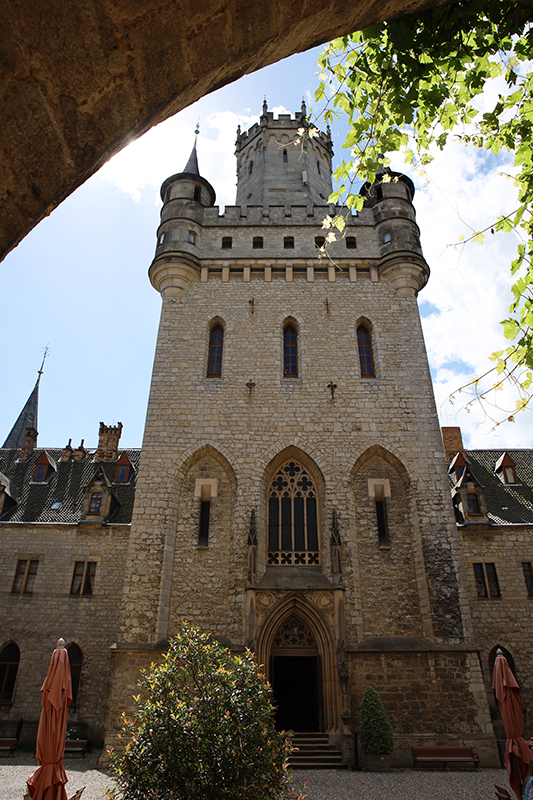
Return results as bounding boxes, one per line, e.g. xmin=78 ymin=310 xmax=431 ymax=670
xmin=149 ymin=137 xmax=216 ymax=298
xmin=360 ymin=171 xmax=429 ymax=296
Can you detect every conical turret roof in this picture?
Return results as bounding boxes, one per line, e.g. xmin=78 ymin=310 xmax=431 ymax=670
xmin=183 ymin=140 xmax=199 ymax=175
xmin=3 ymin=375 xmax=41 ymax=448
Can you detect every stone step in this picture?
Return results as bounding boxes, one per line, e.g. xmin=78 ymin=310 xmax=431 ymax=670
xmin=288 ymin=733 xmax=348 ymax=770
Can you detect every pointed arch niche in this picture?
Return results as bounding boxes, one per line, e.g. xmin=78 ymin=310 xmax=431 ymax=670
xmin=156 ymin=444 xmax=237 ymax=641
xmin=256 ymin=594 xmax=340 ymax=732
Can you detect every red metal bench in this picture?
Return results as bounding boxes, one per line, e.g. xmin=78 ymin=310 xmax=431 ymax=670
xmin=412 ymin=746 xmax=479 ymax=770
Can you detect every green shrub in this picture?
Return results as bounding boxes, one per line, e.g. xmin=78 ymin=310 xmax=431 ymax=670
xmin=358 ymin=686 xmax=394 ymax=755
xmin=105 ymin=623 xmax=304 ymax=800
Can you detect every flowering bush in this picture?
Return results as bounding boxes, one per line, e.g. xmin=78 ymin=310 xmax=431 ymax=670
xmin=105 ymin=623 xmax=305 ymax=800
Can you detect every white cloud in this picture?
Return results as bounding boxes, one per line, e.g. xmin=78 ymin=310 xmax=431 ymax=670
xmin=95 ymin=105 xmax=259 ymax=208
xmin=388 ymin=139 xmax=532 ymax=448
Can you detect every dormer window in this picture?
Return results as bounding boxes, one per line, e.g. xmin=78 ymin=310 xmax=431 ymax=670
xmin=35 ymin=465 xmax=46 ymax=482
xmin=82 ymin=466 xmax=120 ymax=522
xmin=89 ymin=492 xmax=102 ymax=513
xmin=114 ymin=452 xmax=133 ymax=484
xmin=32 ymin=451 xmax=56 ymax=483
xmin=466 ymin=492 xmax=480 ymax=514
xmin=449 ymin=452 xmax=467 ymax=481
xmin=495 ymin=453 xmax=518 ymax=484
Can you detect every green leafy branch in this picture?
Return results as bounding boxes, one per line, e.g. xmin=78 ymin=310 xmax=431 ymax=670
xmin=311 ymin=0 xmax=533 ymax=424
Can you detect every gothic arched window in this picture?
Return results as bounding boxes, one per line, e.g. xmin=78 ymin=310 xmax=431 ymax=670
xmin=267 ymin=461 xmax=319 ymax=566
xmin=357 ymin=325 xmax=375 ymax=377
xmin=0 ymin=642 xmax=20 ymax=704
xmin=67 ymin=643 xmax=83 ymax=705
xmin=207 ymin=325 xmax=224 ymax=377
xmin=283 ymin=325 xmax=298 ymax=377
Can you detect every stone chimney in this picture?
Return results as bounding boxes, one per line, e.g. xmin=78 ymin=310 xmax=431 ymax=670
xmin=441 ymin=427 xmax=464 ymax=462
xmin=95 ymin=422 xmax=123 ymax=461
xmin=74 ymin=440 xmax=87 ymax=461
xmin=19 ymin=427 xmax=38 ymax=461
xmin=61 ymin=438 xmax=74 ymax=461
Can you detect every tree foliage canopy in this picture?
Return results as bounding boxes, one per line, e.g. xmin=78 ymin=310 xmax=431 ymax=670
xmin=315 ymin=0 xmax=533 ymax=423
xmin=105 ymin=624 xmax=302 ymax=800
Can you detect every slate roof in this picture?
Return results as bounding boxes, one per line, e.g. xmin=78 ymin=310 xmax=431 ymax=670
xmin=448 ymin=449 xmax=533 ymax=525
xmin=0 ymin=447 xmax=141 ymax=524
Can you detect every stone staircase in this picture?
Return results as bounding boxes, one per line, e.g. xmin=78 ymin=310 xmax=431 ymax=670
xmin=288 ymin=732 xmax=347 ymax=770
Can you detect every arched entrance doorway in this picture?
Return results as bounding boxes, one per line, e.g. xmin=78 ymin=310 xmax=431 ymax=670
xmin=270 ymin=616 xmax=321 ymax=731
xmin=256 ymin=593 xmax=340 ymax=734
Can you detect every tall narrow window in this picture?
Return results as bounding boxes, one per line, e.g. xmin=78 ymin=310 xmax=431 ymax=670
xmin=0 ymin=643 xmax=20 ymax=704
xmin=284 ymin=326 xmax=298 ymax=377
xmin=374 ymin=483 xmax=389 ymax=546
xmin=67 ymin=644 xmax=83 ymax=705
xmin=357 ymin=325 xmax=375 ymax=377
xmin=12 ymin=560 xmax=39 ymax=594
xmin=283 ymin=150 xmax=288 ymax=163
xmin=89 ymin=492 xmax=102 ymax=513
xmin=207 ymin=325 xmax=224 ymax=377
xmin=473 ymin=563 xmax=500 ymax=598
xmin=267 ymin=460 xmax=319 ymax=566
xmin=522 ymin=563 xmax=533 ymax=597
xmin=193 ymin=186 xmax=201 ymax=202
xmin=71 ymin=562 xmax=96 ymax=596
xmin=466 ymin=492 xmax=480 ymax=514
xmin=198 ymin=500 xmax=210 ymax=547
xmin=317 ymin=160 xmax=321 ymax=174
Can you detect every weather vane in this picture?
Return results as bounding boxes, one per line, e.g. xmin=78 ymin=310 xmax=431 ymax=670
xmin=38 ymin=344 xmax=50 ymax=376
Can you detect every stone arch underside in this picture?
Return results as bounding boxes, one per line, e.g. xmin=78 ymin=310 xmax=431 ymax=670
xmin=256 ymin=593 xmax=340 ymax=731
xmin=3 ymin=0 xmax=456 ymax=263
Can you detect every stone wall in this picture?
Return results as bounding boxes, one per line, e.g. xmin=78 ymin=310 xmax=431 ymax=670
xmin=458 ymin=520 xmax=533 ymax=737
xmin=0 ymin=521 xmax=129 ymax=739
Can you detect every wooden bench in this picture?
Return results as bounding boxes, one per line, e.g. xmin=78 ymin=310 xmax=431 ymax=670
xmin=412 ymin=746 xmax=479 ymax=770
xmin=0 ymin=738 xmax=17 ymax=756
xmin=64 ymin=740 xmax=88 ymax=757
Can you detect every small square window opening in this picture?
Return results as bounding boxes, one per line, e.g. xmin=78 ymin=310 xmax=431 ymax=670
xmin=253 ymin=237 xmax=263 ymax=249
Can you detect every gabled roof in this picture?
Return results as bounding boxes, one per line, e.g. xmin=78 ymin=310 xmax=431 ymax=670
xmin=448 ymin=449 xmax=533 ymax=525
xmin=0 ymin=447 xmax=141 ymax=524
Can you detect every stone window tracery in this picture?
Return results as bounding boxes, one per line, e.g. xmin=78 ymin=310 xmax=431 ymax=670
xmin=267 ymin=460 xmax=319 ymax=566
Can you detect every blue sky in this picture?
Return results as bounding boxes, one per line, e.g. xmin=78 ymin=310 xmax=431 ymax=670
xmin=1 ymin=46 xmax=531 ymax=451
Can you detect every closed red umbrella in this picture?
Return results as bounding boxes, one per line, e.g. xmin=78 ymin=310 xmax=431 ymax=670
xmin=492 ymin=649 xmax=532 ymax=800
xmin=27 ymin=638 xmax=72 ymax=800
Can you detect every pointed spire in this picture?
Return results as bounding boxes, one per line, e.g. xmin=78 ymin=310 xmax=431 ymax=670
xmin=183 ymin=137 xmax=200 ymax=175
xmin=3 ymin=358 xmax=46 ymax=448
xmin=262 ymin=97 xmax=268 ymax=116
xmin=301 ymin=98 xmax=307 ymax=117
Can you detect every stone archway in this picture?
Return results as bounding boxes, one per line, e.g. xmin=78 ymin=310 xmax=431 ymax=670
xmin=3 ymin=0 xmax=457 ymax=262
xmin=256 ymin=593 xmax=340 ymax=732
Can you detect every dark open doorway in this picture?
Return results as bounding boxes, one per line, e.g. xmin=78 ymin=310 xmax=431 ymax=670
xmin=272 ymin=655 xmax=320 ymax=732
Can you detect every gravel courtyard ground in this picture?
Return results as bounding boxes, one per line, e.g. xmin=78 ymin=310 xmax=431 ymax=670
xmin=0 ymin=752 xmax=513 ymax=800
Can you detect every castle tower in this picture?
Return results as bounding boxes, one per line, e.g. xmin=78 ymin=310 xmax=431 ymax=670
xmin=104 ymin=104 xmax=495 ymax=766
